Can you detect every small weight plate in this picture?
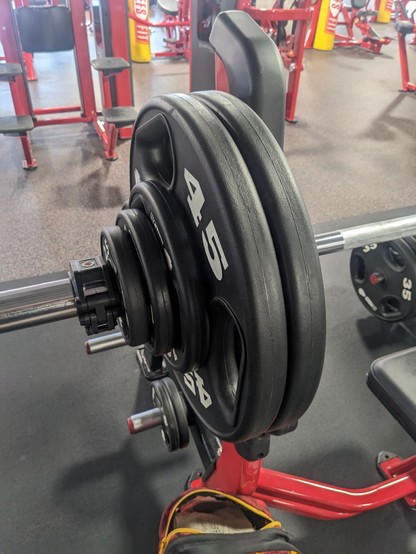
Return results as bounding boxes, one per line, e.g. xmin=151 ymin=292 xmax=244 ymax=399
xmin=351 ymin=239 xmax=416 ymax=322
xmin=116 ymin=209 xmax=174 ymax=355
xmin=152 ymin=378 xmax=180 ymax=452
xmin=129 ymin=93 xmax=288 ymax=442
xmin=130 ymin=180 xmax=207 ymax=376
xmin=100 ymin=226 xmax=150 ymax=346
xmin=192 ymin=91 xmax=326 ymax=432
xmin=162 ymin=377 xmax=190 ymax=450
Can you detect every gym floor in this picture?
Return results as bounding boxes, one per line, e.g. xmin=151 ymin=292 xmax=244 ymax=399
xmin=1 ymin=22 xmax=416 ymax=554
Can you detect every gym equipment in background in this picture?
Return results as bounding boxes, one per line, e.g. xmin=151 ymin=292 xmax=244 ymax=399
xmin=311 ymin=0 xmax=392 ymax=53
xmin=0 ymin=0 xmax=137 ymax=168
xmin=128 ymin=0 xmax=191 ymax=60
xmin=191 ymin=0 xmax=312 ymax=123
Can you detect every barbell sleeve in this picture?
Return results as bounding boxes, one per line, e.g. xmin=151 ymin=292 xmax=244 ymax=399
xmin=85 ymin=332 xmax=127 ymax=354
xmin=127 ymin=408 xmax=163 ymax=434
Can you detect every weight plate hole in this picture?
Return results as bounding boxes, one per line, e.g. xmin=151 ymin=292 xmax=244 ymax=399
xmin=133 ymin=113 xmax=175 ymax=188
xmin=380 ymin=296 xmax=402 ymax=319
xmin=351 ymin=254 xmax=366 ymax=284
xmin=209 ymin=300 xmax=246 ymax=422
xmin=385 ymin=244 xmax=406 ymax=272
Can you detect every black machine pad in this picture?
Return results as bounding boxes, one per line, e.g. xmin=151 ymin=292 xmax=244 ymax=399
xmin=16 ymin=7 xmax=75 ymax=53
xmin=368 ymin=347 xmax=416 ymax=441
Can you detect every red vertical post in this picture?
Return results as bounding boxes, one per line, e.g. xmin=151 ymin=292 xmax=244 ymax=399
xmin=108 ymin=0 xmax=135 ymax=139
xmin=286 ymin=0 xmax=310 ymax=122
xmin=108 ymin=0 xmax=134 ymax=108
xmin=397 ymin=31 xmax=411 ymax=90
xmin=70 ymin=0 xmax=97 ymax=118
xmin=305 ymin=0 xmax=321 ymax=48
xmin=0 ymin=0 xmax=36 ymax=169
xmin=0 ymin=0 xmax=32 ymax=116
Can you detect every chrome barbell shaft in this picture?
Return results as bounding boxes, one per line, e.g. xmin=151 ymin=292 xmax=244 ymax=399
xmin=315 ymin=214 xmax=416 ymax=255
xmin=0 ymin=278 xmax=77 ymax=333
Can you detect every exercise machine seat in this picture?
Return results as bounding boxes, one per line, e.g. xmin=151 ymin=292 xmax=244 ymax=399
xmin=396 ymin=21 xmax=415 ymax=36
xmin=368 ymin=347 xmax=416 ymax=441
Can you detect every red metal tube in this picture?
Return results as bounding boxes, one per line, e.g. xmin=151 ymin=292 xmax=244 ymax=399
xmin=397 ymin=30 xmax=416 ymax=91
xmin=34 ymin=116 xmax=93 ymax=126
xmin=33 ymin=106 xmax=81 ymax=115
xmin=197 ymin=443 xmax=416 ymax=521
xmin=256 ymin=465 xmax=416 ymax=516
xmin=244 ymin=6 xmax=313 ymax=22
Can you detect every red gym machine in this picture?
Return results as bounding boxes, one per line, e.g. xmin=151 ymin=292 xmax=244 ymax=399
xmin=306 ymin=0 xmax=392 ymax=53
xmin=0 ymin=0 xmax=137 ymax=169
xmin=128 ymin=0 xmax=191 ymax=59
xmin=333 ymin=0 xmax=392 ymax=53
xmin=395 ymin=1 xmax=416 ymax=91
xmin=231 ymin=0 xmax=312 ymax=123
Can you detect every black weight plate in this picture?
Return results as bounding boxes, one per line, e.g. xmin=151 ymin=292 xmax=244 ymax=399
xmin=351 ymin=239 xmax=416 ymax=322
xmin=116 ymin=209 xmax=174 ymax=356
xmin=130 ymin=180 xmax=207 ymax=376
xmin=129 ymin=93 xmax=288 ymax=442
xmin=100 ymin=226 xmax=150 ymax=346
xmin=192 ymin=91 xmax=326 ymax=432
xmin=162 ymin=377 xmax=190 ymax=449
xmin=152 ymin=378 xmax=180 ymax=452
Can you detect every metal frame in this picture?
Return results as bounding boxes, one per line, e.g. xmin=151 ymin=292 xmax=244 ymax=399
xmin=189 ymin=442 xmax=416 ymax=520
xmin=396 ymin=22 xmax=416 ymax=91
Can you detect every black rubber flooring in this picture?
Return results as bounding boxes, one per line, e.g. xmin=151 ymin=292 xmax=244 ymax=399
xmin=1 ymin=231 xmax=416 ymax=554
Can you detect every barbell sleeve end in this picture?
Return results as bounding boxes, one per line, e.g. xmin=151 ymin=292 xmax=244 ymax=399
xmin=127 ymin=408 xmax=163 ymax=434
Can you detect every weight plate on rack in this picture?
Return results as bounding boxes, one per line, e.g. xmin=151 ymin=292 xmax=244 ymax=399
xmin=116 ymin=209 xmax=174 ymax=355
xmin=350 ymin=238 xmax=416 ymax=322
xmin=129 ymin=93 xmax=288 ymax=442
xmin=152 ymin=378 xmax=181 ymax=452
xmin=192 ymin=91 xmax=326 ymax=432
xmin=100 ymin=226 xmax=150 ymax=346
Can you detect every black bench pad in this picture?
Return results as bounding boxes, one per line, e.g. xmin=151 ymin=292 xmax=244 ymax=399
xmin=396 ymin=21 xmax=415 ymax=36
xmin=0 ymin=115 xmax=34 ymax=134
xmin=91 ymin=57 xmax=130 ymax=74
xmin=102 ymin=107 xmax=137 ymax=128
xmin=368 ymin=347 xmax=416 ymax=441
xmin=0 ymin=63 xmax=23 ymax=81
